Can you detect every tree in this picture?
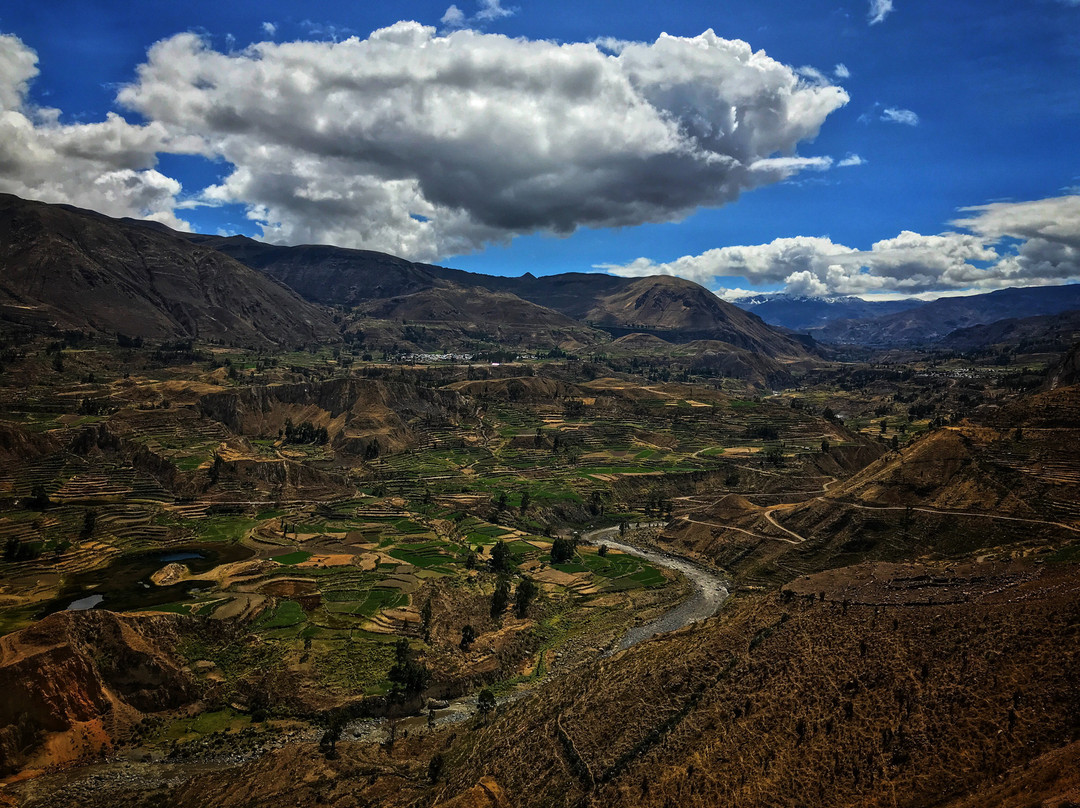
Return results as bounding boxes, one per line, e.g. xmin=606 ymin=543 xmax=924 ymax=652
xmin=460 ymin=624 xmax=478 ymax=651
xmin=420 ymin=599 xmax=433 ymax=643
xmin=598 ymin=544 xmax=609 ymax=557
xmin=208 ymin=452 xmax=223 ymax=484
xmin=519 ymin=490 xmax=530 ymax=514
xmin=821 ymin=438 xmax=831 ymax=454
xmin=428 ymin=752 xmax=445 ymax=783
xmin=490 ymin=540 xmax=513 ymax=573
xmin=515 ymin=578 xmax=538 ymax=618
xmin=477 ymin=688 xmax=496 ymax=715
xmin=490 ymin=577 xmax=511 ymax=618
xmin=494 ymin=491 xmax=508 ymax=512
xmin=465 ymin=552 xmax=477 ymax=570
xmin=80 ymin=509 xmax=96 ymax=543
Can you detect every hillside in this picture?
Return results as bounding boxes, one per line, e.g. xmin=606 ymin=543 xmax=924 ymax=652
xmin=186 ymin=235 xmax=442 ymax=306
xmin=578 ymin=276 xmax=811 ymax=357
xmin=0 ymin=195 xmax=336 ymax=347
xmin=353 ymin=284 xmax=605 ymax=350
xmin=192 ymin=236 xmax=810 ymax=358
xmin=662 ymin=384 xmax=1080 ymax=589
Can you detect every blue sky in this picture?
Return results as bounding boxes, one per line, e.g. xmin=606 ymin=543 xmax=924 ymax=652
xmin=1 ymin=0 xmax=1078 ymax=298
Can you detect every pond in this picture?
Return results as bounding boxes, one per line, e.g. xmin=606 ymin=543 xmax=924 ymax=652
xmin=39 ymin=543 xmax=255 ymax=617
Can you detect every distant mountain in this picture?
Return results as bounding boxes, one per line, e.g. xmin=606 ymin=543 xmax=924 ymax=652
xmin=812 ymin=285 xmax=1080 ymax=346
xmin=733 ymin=293 xmax=924 ymax=331
xmin=0 ymin=195 xmax=336 ymax=347
xmin=574 ymin=275 xmax=810 ymax=357
xmin=938 ymin=309 xmax=1080 ymax=353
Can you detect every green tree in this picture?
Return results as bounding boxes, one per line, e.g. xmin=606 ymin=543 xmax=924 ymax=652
xmin=420 ymin=599 xmax=433 ymax=643
xmin=428 ymin=752 xmax=445 ymax=783
xmin=460 ymin=624 xmax=478 ymax=651
xmin=26 ymin=484 xmax=50 ymax=510
xmin=477 ymin=688 xmax=496 ymax=715
xmin=80 ymin=509 xmax=97 ymax=543
xmin=490 ymin=577 xmax=511 ymax=618
xmin=207 ymin=452 xmax=223 ymax=484
xmin=519 ymin=490 xmax=531 ymax=514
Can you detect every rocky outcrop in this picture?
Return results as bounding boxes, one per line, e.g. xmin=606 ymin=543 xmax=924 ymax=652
xmin=197 ymin=378 xmax=474 ymax=455
xmin=0 ymin=610 xmax=200 ymax=775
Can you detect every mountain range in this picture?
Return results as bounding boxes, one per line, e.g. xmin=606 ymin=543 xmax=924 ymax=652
xmin=2 ymin=193 xmax=1079 ymax=355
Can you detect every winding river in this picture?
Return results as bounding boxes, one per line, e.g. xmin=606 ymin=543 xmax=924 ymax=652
xmin=581 ymin=523 xmax=730 ymax=652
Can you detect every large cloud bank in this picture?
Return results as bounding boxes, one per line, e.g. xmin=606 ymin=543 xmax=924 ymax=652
xmin=0 ymin=25 xmax=847 ymax=260
xmin=600 ymin=194 xmax=1080 ymax=297
xmin=0 ymin=34 xmax=196 ymax=229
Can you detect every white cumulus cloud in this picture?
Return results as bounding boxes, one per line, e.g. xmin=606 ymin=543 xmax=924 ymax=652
xmin=0 ymin=33 xmax=192 ymax=229
xmin=113 ymin=24 xmax=848 ymax=259
xmin=833 ymin=63 xmax=850 ymax=79
xmin=599 ymin=194 xmax=1080 ymax=298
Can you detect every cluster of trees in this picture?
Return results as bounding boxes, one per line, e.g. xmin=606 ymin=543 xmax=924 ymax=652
xmin=388 ymin=637 xmax=430 ymax=703
xmin=489 ymin=576 xmax=538 ymax=619
xmin=282 ymin=418 xmax=329 ymax=445
xmin=550 ymin=536 xmax=577 ymax=564
xmin=642 ymin=494 xmax=673 ymax=518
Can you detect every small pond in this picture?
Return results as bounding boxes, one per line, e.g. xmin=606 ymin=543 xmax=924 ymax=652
xmin=40 ymin=543 xmax=255 ymax=617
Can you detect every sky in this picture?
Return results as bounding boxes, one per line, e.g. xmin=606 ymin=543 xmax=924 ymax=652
xmin=1 ymin=0 xmax=1078 ymax=300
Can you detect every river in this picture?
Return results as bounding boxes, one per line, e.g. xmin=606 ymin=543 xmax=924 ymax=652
xmin=580 ymin=523 xmax=730 ymax=652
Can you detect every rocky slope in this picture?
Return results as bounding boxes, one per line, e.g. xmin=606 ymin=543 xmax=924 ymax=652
xmin=0 ymin=610 xmax=199 ymax=775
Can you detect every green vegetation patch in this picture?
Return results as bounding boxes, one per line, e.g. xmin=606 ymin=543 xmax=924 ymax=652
xmin=197 ymin=514 xmax=258 ymax=543
xmin=255 ymin=599 xmax=306 ymax=629
xmin=271 ymin=550 xmax=313 ymax=565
